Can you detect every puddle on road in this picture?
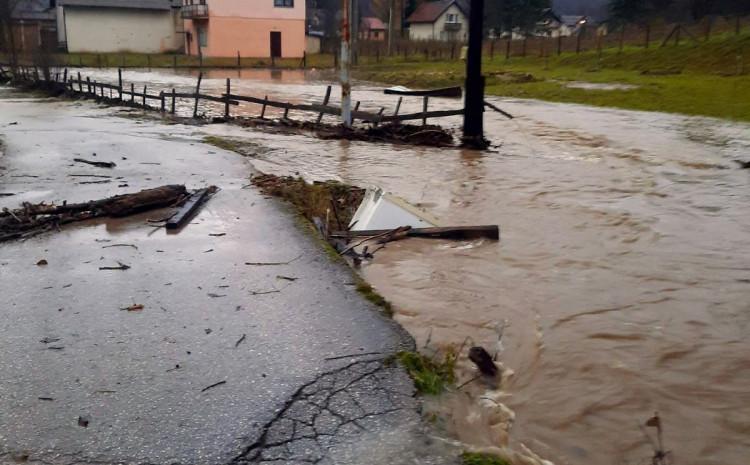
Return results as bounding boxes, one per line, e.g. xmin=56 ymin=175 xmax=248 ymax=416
xmin=16 ymin=69 xmax=750 ymax=465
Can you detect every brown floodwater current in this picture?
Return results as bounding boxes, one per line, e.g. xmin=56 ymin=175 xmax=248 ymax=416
xmin=80 ymin=68 xmax=750 ymax=465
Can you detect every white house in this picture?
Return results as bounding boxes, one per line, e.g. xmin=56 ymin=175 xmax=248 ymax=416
xmin=59 ymin=0 xmax=184 ymax=53
xmin=406 ymin=0 xmax=469 ymax=42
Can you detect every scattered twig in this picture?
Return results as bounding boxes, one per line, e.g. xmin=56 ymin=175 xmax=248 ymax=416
xmin=102 ymin=243 xmax=138 ymax=250
xmin=207 ymin=293 xmax=226 ymax=298
xmin=99 ymin=261 xmax=131 ymax=271
xmin=250 ymin=289 xmax=280 ymax=296
xmin=244 ymin=254 xmax=302 ymax=266
xmin=201 ymin=380 xmax=226 ymax=392
xmin=74 ymin=158 xmax=116 ymax=168
xmin=456 ymin=374 xmax=481 ymax=390
xmin=234 ymin=334 xmax=246 ymax=348
xmin=324 ymin=351 xmax=383 ymax=361
xmin=68 ymin=174 xmax=113 ymax=178
xmin=276 ymin=275 xmax=298 ymax=282
xmin=38 ymin=397 xmax=54 ymax=401
xmin=209 ymin=233 xmax=226 ymax=237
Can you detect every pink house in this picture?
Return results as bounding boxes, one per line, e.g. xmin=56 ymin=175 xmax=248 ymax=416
xmin=182 ymin=0 xmax=306 ymax=58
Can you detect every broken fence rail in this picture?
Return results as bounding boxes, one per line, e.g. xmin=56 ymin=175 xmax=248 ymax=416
xmin=1 ymin=65 xmax=465 ymax=126
xmin=331 ymin=225 xmax=500 ymax=241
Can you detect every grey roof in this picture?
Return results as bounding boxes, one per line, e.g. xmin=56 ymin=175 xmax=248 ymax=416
xmin=59 ymin=0 xmax=179 ymax=10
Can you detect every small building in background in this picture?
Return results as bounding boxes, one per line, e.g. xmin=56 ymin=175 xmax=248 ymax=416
xmin=182 ymin=0 xmax=306 ymax=59
xmin=59 ymin=0 xmax=184 ymax=53
xmin=406 ymin=0 xmax=469 ymax=42
xmin=9 ymin=0 xmax=58 ymax=53
xmin=306 ymin=29 xmax=323 ymax=54
xmin=359 ymin=16 xmax=386 ymax=41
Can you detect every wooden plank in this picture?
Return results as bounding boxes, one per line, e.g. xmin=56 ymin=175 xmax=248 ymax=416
xmin=384 ymin=86 xmax=462 ymax=98
xmin=166 ymin=188 xmax=211 ymax=230
xmin=331 ymin=225 xmax=499 ymax=241
xmin=380 ymin=108 xmax=464 ymax=123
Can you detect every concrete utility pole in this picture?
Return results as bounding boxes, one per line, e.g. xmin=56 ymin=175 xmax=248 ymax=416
xmin=340 ymin=0 xmax=353 ymax=127
xmin=463 ymin=0 xmax=486 ymax=147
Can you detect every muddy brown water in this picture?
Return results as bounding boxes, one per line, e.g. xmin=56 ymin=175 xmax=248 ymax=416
xmin=58 ymin=68 xmax=750 ymax=464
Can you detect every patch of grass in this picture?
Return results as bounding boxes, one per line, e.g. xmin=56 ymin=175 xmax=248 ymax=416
xmin=353 ymin=32 xmax=750 ymax=121
xmin=355 ymin=280 xmax=393 ymax=316
xmin=251 ymin=174 xmax=364 ymax=236
xmin=461 ymin=452 xmax=511 ymax=465
xmin=397 ymin=350 xmax=456 ymax=395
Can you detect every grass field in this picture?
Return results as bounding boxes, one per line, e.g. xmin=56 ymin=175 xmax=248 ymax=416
xmin=353 ymin=32 xmax=750 ymax=121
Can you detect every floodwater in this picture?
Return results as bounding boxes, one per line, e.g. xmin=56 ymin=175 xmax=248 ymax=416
xmin=58 ymin=68 xmax=750 ymax=465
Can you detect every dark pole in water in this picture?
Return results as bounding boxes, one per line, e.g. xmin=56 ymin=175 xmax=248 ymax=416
xmin=463 ymin=0 xmax=486 ymax=148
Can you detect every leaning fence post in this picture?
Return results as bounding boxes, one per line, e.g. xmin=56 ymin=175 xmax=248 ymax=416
xmin=62 ymin=68 xmax=68 ymax=87
xmin=224 ymin=78 xmax=231 ymax=118
xmin=77 ymin=72 xmax=82 ymax=92
xmin=193 ymin=72 xmax=203 ymax=118
xmin=260 ymin=95 xmax=268 ymax=118
xmin=393 ymin=96 xmax=402 ymax=117
xmin=505 ymin=39 xmax=511 ymax=60
xmin=557 ymin=34 xmax=562 ymax=55
xmin=422 ymin=96 xmax=429 ymax=126
xmin=131 ymin=83 xmax=135 ymax=102
xmin=86 ymin=77 xmax=92 ymax=94
xmin=171 ymin=88 xmax=176 ymax=114
xmin=160 ymin=91 xmax=165 ymax=112
xmin=143 ymin=85 xmax=147 ymax=107
xmin=316 ymin=85 xmax=332 ymax=124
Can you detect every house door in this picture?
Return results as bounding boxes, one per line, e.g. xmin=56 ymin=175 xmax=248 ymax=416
xmin=270 ymin=31 xmax=282 ymax=58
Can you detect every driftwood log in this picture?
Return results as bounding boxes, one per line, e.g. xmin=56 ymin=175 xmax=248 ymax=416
xmin=0 ymin=185 xmax=188 ymax=242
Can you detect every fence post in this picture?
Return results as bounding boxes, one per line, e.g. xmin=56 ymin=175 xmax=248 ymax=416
xmin=237 ymin=50 xmax=241 ymax=69
xmin=505 ymin=39 xmax=511 ymax=60
xmin=557 ymin=34 xmax=562 ymax=55
xmin=160 ymin=91 xmax=165 ymax=112
xmin=117 ymin=68 xmax=123 ymax=100
xmin=77 ymin=72 xmax=82 ymax=92
xmin=171 ymin=88 xmax=176 ymax=114
xmin=317 ymin=85 xmax=332 ymax=124
xmin=645 ymin=23 xmax=651 ymax=48
xmin=131 ymin=83 xmax=135 ymax=103
xmin=576 ymin=31 xmax=582 ymax=54
xmin=193 ymin=72 xmax=202 ymax=118
xmin=62 ymin=68 xmax=67 ymax=87
xmin=86 ymin=76 xmax=91 ymax=94
xmin=260 ymin=95 xmax=268 ymax=118
xmin=143 ymin=85 xmax=147 ymax=107
xmin=224 ymin=78 xmax=231 ymax=119
xmin=422 ymin=96 xmax=429 ymax=126
xmin=393 ymin=96 xmax=402 ymax=117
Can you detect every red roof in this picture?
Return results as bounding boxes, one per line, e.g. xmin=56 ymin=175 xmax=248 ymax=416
xmin=361 ymin=16 xmax=386 ymax=31
xmin=406 ymin=0 xmax=468 ymax=24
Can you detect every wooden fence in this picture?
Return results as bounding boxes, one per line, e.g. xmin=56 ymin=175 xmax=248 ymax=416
xmin=1 ymin=65 xmax=465 ymax=126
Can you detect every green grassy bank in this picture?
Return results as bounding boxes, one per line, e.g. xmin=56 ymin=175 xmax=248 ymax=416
xmin=353 ymin=32 xmax=750 ymax=121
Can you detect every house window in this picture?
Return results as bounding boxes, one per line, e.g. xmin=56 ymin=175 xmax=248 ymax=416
xmin=446 ymin=13 xmax=458 ymax=23
xmin=274 ymin=0 xmax=294 ymax=7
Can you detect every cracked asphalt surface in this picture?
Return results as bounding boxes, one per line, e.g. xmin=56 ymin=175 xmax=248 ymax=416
xmin=0 ymin=89 xmax=456 ymax=465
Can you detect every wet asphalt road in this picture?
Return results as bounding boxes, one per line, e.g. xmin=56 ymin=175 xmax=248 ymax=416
xmin=0 ymin=91 xmax=453 ymax=465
